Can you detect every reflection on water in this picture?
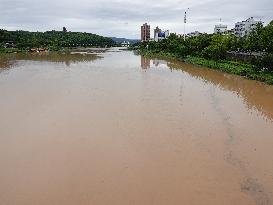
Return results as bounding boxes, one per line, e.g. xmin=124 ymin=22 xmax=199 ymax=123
xmin=140 ymin=55 xmax=273 ymax=121
xmin=141 ymin=55 xmax=150 ymax=69
xmin=141 ymin=56 xmax=168 ymax=69
xmin=0 ymin=52 xmax=101 ymax=70
xmin=170 ymin=62 xmax=273 ymax=121
xmin=153 ymin=59 xmax=168 ymax=67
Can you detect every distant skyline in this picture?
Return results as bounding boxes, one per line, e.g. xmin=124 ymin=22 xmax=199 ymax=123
xmin=0 ymin=0 xmax=273 ymax=39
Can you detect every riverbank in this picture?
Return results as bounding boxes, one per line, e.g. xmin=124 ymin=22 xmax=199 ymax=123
xmin=0 ymin=46 xmax=119 ymax=54
xmin=139 ymin=50 xmax=273 ymax=85
xmin=0 ymin=47 xmax=54 ymax=54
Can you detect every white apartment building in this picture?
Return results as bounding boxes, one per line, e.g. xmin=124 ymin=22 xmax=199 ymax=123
xmin=234 ymin=17 xmax=263 ymax=37
xmin=214 ymin=24 xmax=228 ymax=34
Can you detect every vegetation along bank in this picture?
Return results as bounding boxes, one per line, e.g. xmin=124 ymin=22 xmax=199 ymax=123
xmin=136 ymin=21 xmax=273 ymax=84
xmin=0 ymin=29 xmax=116 ymax=53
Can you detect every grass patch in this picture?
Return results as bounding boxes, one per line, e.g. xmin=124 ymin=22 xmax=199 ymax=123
xmin=0 ymin=47 xmax=24 ymax=53
xmin=185 ymin=56 xmax=273 ymax=84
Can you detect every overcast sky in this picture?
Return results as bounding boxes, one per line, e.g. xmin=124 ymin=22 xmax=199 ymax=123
xmin=0 ymin=0 xmax=273 ymax=39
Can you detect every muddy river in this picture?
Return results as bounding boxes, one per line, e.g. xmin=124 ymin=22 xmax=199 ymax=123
xmin=0 ymin=48 xmax=273 ymax=205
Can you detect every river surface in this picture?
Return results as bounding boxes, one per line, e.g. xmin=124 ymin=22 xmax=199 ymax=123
xmin=0 ymin=48 xmax=273 ymax=205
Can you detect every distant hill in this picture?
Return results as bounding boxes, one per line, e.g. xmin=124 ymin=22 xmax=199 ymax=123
xmin=0 ymin=30 xmax=116 ymax=49
xmin=110 ymin=37 xmax=140 ymax=44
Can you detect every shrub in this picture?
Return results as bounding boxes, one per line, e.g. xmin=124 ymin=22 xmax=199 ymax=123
xmin=202 ymin=45 xmax=227 ymax=60
xmin=253 ymin=53 xmax=273 ymax=72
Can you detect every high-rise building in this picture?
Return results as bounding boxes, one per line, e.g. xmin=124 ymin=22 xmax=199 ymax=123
xmin=234 ymin=17 xmax=263 ymax=37
xmin=141 ymin=23 xmax=150 ymax=42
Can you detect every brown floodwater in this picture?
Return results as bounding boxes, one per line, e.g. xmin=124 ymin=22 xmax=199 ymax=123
xmin=0 ymin=49 xmax=273 ymax=205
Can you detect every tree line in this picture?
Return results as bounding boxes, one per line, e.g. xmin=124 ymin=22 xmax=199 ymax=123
xmin=0 ymin=30 xmax=116 ymax=50
xmin=139 ymin=21 xmax=273 ymax=72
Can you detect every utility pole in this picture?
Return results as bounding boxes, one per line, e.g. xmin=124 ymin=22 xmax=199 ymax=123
xmin=184 ymin=8 xmax=189 ymax=41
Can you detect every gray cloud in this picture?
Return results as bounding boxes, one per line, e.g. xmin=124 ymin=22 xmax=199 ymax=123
xmin=0 ymin=0 xmax=273 ymax=38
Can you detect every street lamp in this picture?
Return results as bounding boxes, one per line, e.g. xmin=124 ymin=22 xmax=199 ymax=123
xmin=184 ymin=8 xmax=189 ymax=41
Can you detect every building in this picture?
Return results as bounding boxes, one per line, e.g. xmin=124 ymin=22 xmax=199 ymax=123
xmin=141 ymin=23 xmax=150 ymax=42
xmin=155 ymin=30 xmax=169 ymax=42
xmin=227 ymin=29 xmax=235 ymax=35
xmin=154 ymin=26 xmax=161 ymax=39
xmin=214 ymin=24 xmax=228 ymax=34
xmin=121 ymin=41 xmax=130 ymax=47
xmin=176 ymin=34 xmax=184 ymax=38
xmin=187 ymin=31 xmax=202 ymax=37
xmin=154 ymin=26 xmax=170 ymax=42
xmin=234 ymin=17 xmax=263 ymax=37
xmin=4 ymin=41 xmax=15 ymax=48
